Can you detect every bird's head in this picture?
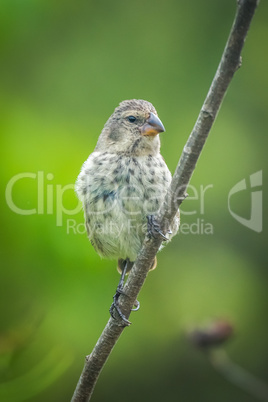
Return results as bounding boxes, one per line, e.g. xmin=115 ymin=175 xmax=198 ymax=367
xmin=95 ymin=99 xmax=165 ymax=156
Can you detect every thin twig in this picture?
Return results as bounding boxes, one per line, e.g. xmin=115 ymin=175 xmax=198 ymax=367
xmin=209 ymin=349 xmax=268 ymax=402
xmin=71 ymin=1 xmax=259 ymax=400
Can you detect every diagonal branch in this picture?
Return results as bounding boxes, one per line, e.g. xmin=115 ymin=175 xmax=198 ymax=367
xmin=71 ymin=1 xmax=259 ymax=401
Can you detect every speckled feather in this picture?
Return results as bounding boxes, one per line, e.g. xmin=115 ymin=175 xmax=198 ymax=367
xmin=76 ymin=100 xmax=179 ymax=267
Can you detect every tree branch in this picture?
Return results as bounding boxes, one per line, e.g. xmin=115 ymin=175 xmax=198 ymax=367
xmin=71 ymin=1 xmax=259 ymax=400
xmin=209 ymin=349 xmax=268 ymax=402
xmin=187 ymin=320 xmax=268 ymax=401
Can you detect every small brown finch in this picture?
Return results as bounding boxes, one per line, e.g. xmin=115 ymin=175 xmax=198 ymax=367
xmin=76 ymin=99 xmax=179 ymax=323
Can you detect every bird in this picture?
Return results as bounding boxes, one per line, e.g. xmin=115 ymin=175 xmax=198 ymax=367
xmin=75 ymin=99 xmax=179 ymax=324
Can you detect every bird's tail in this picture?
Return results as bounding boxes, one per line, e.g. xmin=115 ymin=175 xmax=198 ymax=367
xmin=117 ymin=257 xmax=157 ymax=274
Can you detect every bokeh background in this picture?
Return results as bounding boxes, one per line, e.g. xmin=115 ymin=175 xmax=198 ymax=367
xmin=1 ymin=0 xmax=267 ymax=401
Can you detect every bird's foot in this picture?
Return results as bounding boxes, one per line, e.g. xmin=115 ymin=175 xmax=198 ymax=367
xmin=110 ymin=287 xmax=140 ymax=326
xmin=110 ymin=286 xmax=131 ymax=326
xmin=147 ymin=215 xmax=170 ymax=241
xmin=132 ymin=299 xmax=140 ymax=312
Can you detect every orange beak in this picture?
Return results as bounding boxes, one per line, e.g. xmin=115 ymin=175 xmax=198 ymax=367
xmin=140 ymin=112 xmax=165 ymax=137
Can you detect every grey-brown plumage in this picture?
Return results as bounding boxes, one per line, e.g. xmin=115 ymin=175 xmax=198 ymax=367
xmin=76 ymin=99 xmax=179 ymax=273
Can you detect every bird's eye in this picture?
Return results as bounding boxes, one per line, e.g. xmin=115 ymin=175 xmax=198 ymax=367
xmin=128 ymin=115 xmax=136 ymax=123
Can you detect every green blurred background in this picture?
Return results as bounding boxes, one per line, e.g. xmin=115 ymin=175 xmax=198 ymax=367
xmin=1 ymin=0 xmax=267 ymax=401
